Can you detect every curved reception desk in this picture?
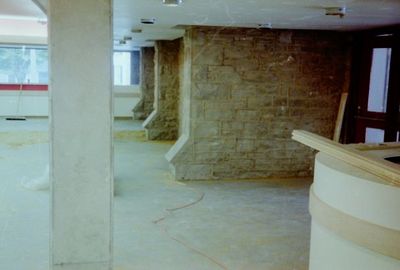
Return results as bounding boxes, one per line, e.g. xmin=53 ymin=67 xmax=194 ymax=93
xmin=309 ymin=152 xmax=400 ymax=270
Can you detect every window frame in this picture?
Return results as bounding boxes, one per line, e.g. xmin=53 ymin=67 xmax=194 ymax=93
xmin=346 ymin=27 xmax=400 ymax=143
xmin=113 ymin=50 xmax=141 ymax=86
xmin=0 ymin=46 xmax=142 ymax=91
xmin=0 ymin=44 xmax=49 ymax=90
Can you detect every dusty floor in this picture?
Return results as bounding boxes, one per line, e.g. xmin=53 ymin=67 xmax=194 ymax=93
xmin=0 ymin=118 xmax=311 ymax=270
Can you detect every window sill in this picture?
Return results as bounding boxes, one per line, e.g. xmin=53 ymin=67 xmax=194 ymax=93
xmin=0 ymin=84 xmax=48 ymax=91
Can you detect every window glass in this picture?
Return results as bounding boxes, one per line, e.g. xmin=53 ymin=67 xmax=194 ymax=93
xmin=0 ymin=46 xmax=48 ymax=84
xmin=113 ymin=51 xmax=140 ymax=86
xmin=113 ymin=52 xmax=131 ymax=85
xmin=0 ymin=46 xmax=141 ymax=86
xmin=365 ymin=127 xmax=385 ymax=143
xmin=367 ymin=48 xmax=391 ymax=113
xmin=131 ymin=51 xmax=140 ymax=85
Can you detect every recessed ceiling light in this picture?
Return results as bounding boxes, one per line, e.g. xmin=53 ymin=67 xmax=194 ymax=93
xmin=141 ymin=18 xmax=156 ymax=24
xmin=162 ymin=0 xmax=183 ymax=6
xmin=325 ymin=7 xmax=346 ymax=18
xmin=376 ymin=33 xmax=393 ymax=37
xmin=37 ymin=18 xmax=47 ymax=25
xmin=258 ymin=23 xmax=272 ymax=29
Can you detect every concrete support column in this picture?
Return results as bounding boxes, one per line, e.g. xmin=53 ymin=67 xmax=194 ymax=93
xmin=49 ymin=1 xmax=113 ymax=269
xmin=133 ymin=47 xmax=155 ymax=120
xmin=143 ymin=39 xmax=180 ymax=140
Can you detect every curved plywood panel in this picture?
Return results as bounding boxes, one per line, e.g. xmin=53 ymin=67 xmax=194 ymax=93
xmin=309 ymin=153 xmax=400 ymax=270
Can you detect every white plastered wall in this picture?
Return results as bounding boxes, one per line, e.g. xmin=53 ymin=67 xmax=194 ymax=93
xmin=0 ymin=86 xmax=140 ymax=117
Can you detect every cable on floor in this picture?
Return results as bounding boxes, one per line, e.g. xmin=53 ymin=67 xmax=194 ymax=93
xmin=152 ymin=191 xmax=229 ymax=270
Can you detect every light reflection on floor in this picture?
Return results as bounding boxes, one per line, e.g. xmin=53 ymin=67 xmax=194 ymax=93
xmin=0 ymin=118 xmax=311 ymax=270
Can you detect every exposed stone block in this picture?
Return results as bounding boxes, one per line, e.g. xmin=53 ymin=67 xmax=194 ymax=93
xmin=192 ymin=45 xmax=224 ymax=65
xmin=133 ymin=47 xmax=155 ymax=120
xmin=236 ymin=110 xmax=260 ymax=121
xmin=168 ymin=26 xmax=351 ymax=180
xmin=175 ymin=164 xmax=212 ymax=180
xmin=144 ymin=39 xmax=180 ymax=140
xmin=221 ymin=121 xmax=244 ymax=136
xmin=207 ymin=66 xmax=241 ymax=83
xmin=193 ymin=83 xmax=231 ymax=100
xmin=204 ymin=103 xmax=235 ymax=120
xmin=194 ymin=138 xmax=236 ymax=153
xmin=236 ymin=139 xmax=255 ymax=152
xmin=193 ymin=121 xmax=219 ymax=138
xmin=192 ymin=65 xmax=208 ymax=82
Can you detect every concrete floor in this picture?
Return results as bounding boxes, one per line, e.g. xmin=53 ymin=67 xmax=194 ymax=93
xmin=0 ymin=118 xmax=311 ymax=270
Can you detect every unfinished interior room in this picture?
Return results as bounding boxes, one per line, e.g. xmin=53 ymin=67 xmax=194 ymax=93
xmin=0 ymin=0 xmax=399 ymax=269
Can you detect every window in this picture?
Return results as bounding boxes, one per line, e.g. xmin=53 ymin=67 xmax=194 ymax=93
xmin=0 ymin=45 xmax=48 ymax=84
xmin=348 ymin=31 xmax=400 ymax=144
xmin=367 ymin=48 xmax=391 ymax=113
xmin=0 ymin=46 xmax=141 ymax=86
xmin=365 ymin=127 xmax=385 ymax=143
xmin=113 ymin=51 xmax=140 ymax=86
xmin=113 ymin=52 xmax=131 ymax=85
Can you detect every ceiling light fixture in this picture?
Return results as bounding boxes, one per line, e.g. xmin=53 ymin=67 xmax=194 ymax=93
xmin=258 ymin=23 xmax=272 ymax=29
xmin=162 ymin=0 xmax=183 ymax=6
xmin=37 ymin=18 xmax=47 ymax=25
xmin=325 ymin=7 xmax=346 ymax=18
xmin=141 ymin=18 xmax=156 ymax=24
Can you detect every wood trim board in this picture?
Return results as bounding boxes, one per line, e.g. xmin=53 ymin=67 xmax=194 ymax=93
xmin=292 ymin=130 xmax=400 ymax=186
xmin=333 ymin=92 xmax=348 ymax=142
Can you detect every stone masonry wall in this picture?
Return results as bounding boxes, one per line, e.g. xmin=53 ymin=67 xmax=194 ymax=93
xmin=167 ymin=26 xmax=352 ymax=180
xmin=133 ymin=47 xmax=155 ymax=120
xmin=143 ymin=39 xmax=180 ymax=140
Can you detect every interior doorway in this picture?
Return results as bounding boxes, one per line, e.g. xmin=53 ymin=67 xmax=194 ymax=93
xmin=350 ymin=29 xmax=400 ymax=143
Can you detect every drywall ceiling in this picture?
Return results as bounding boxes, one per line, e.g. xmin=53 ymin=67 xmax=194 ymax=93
xmin=0 ymin=0 xmax=47 ymax=44
xmin=1 ymin=0 xmax=400 ymax=49
xmin=114 ymin=0 xmax=400 ymax=48
xmin=0 ymin=0 xmax=44 ymax=18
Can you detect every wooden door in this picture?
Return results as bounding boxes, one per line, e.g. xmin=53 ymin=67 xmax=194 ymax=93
xmin=353 ymin=30 xmax=400 ymax=143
